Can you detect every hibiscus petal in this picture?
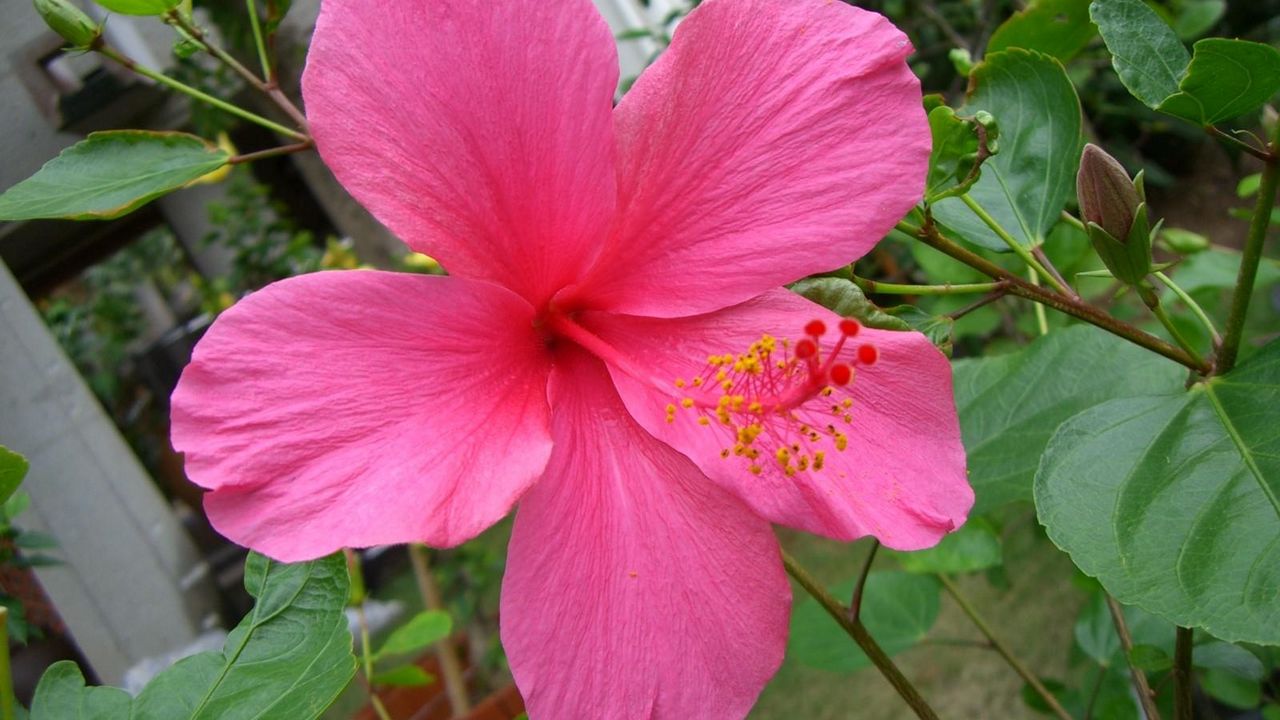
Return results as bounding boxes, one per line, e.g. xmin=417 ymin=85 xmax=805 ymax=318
xmin=575 ymin=0 xmax=928 ymax=317
xmin=171 ymin=272 xmax=553 ymax=561
xmin=588 ymin=289 xmax=972 ymax=550
xmin=302 ymin=0 xmax=618 ymax=308
xmin=501 ymin=350 xmax=788 ymax=718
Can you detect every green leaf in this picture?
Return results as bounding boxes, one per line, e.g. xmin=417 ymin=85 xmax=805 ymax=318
xmin=1129 ymin=644 xmax=1173 ymax=672
xmin=15 ymin=531 xmax=60 ymax=551
xmin=1238 ymin=173 xmax=1263 ymax=198
xmin=790 ymin=572 xmax=940 ymax=672
xmin=896 ymin=518 xmax=1002 ymax=574
xmin=924 ymin=106 xmax=993 ymax=203
xmin=263 ymin=0 xmax=293 ymax=35
xmin=954 ymin=326 xmax=1185 ymax=513
xmin=1201 ymin=668 xmax=1261 ymax=709
xmin=130 ymin=552 xmax=356 ymax=719
xmin=884 ymin=305 xmax=955 ymax=357
xmin=1073 ymin=592 xmax=1121 ymax=667
xmin=1172 ymin=0 xmax=1225 ymax=40
xmin=1035 ymin=339 xmax=1280 ymax=645
xmin=988 ymin=0 xmax=1097 ymax=62
xmin=1157 ymin=39 xmax=1280 ymax=126
xmin=1090 ymin=0 xmax=1190 ymax=108
xmin=373 ymin=610 xmax=452 ymax=661
xmin=1194 ymin=641 xmax=1265 ymax=680
xmin=0 ymin=446 xmax=28 ymax=507
xmin=789 ymin=278 xmax=910 ymax=332
xmin=930 ymin=50 xmax=1082 ymax=252
xmin=30 ymin=662 xmax=132 ymax=720
xmin=0 ymin=131 xmax=231 ymax=221
xmin=92 ymin=0 xmax=180 ymax=15
xmin=370 ymin=665 xmax=433 ymax=688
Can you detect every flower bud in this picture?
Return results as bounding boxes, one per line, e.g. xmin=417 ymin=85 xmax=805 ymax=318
xmin=33 ymin=0 xmax=101 ymax=48
xmin=1077 ymin=144 xmax=1153 ymax=286
xmin=1078 ymin=143 xmax=1141 ymax=242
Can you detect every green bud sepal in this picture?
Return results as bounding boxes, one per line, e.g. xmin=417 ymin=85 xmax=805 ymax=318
xmin=32 ymin=0 xmax=102 ymax=49
xmin=1086 ymin=199 xmax=1156 ymax=287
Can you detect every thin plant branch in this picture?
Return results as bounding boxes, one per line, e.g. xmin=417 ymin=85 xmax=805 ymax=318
xmin=1174 ymin=626 xmax=1195 ymax=720
xmin=97 ymin=46 xmax=309 ymax=142
xmin=1153 ymin=271 xmax=1222 ymax=347
xmin=782 ymin=551 xmax=941 ymax=720
xmin=1207 ymin=125 xmax=1273 ymax=163
xmin=1105 ymin=594 xmax=1163 ymax=720
xmin=244 ymin=0 xmax=272 ymax=80
xmin=854 ymin=276 xmax=1005 ymax=295
xmin=1033 ymin=245 xmax=1079 ymax=300
xmin=937 ymin=574 xmax=1073 ymax=720
xmin=898 ymin=218 xmax=1212 ymax=374
xmin=409 ymin=544 xmax=472 ymax=715
xmin=946 ymin=286 xmax=1009 ymax=320
xmin=850 ymin=540 xmax=881 ymax=619
xmin=229 ymin=140 xmax=314 ymax=164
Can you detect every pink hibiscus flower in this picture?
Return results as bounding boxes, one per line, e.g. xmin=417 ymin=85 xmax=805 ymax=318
xmin=171 ymin=0 xmax=972 ymax=716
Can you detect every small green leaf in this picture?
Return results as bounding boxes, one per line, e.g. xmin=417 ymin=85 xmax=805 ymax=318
xmin=954 ymin=326 xmax=1185 ymax=513
xmin=1129 ymin=644 xmax=1173 ymax=672
xmin=0 ymin=131 xmax=231 ymax=221
xmin=884 ymin=305 xmax=955 ymax=357
xmin=1073 ymin=592 xmax=1121 ymax=667
xmin=1238 ymin=173 xmax=1263 ymax=198
xmin=1090 ymin=0 xmax=1190 ymax=108
xmin=15 ymin=532 xmax=60 ymax=551
xmin=789 ymin=572 xmax=940 ymax=673
xmin=4 ymin=492 xmax=31 ymax=521
xmin=30 ymin=662 xmax=132 ymax=720
xmin=373 ymin=610 xmax=452 ymax=661
xmin=1201 ymin=668 xmax=1261 ymax=709
xmin=896 ymin=518 xmax=1002 ymax=574
xmin=130 ymin=552 xmax=356 ymax=719
xmin=924 ymin=106 xmax=995 ymax=203
xmin=1035 ymin=339 xmax=1280 ymax=645
xmin=1263 ymin=703 xmax=1280 ymax=720
xmin=988 ymin=0 xmax=1097 ymax=62
xmin=370 ymin=665 xmax=433 ymax=688
xmin=263 ymin=0 xmax=293 ymax=35
xmin=0 ymin=446 xmax=28 ymax=507
xmin=93 ymin=0 xmax=180 ymax=15
xmin=930 ymin=50 xmax=1082 ymax=252
xmin=1157 ymin=38 xmax=1280 ymax=126
xmin=789 ymin=278 xmax=910 ymax=332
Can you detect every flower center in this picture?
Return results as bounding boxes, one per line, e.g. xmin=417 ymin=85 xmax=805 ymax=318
xmin=667 ymin=318 xmax=879 ymax=478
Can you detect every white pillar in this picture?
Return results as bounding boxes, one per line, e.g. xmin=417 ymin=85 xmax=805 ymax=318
xmin=0 ymin=259 xmax=217 ymax=685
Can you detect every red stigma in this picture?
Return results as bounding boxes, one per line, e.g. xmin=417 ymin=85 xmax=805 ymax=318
xmin=839 ymin=318 xmax=861 ymax=337
xmin=795 ymin=338 xmax=818 ymax=359
xmin=857 ymin=344 xmax=879 ymax=365
xmin=804 ymin=319 xmax=827 ymax=337
xmin=829 ymin=363 xmax=853 ymax=386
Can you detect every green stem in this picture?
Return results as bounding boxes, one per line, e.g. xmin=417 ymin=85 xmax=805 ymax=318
xmin=1028 ymin=266 xmax=1049 ymax=335
xmin=99 ymin=47 xmax=309 ymax=141
xmin=854 ymin=276 xmax=1004 ymax=295
xmin=781 ymin=551 xmax=940 ymax=720
xmin=0 ymin=608 xmax=12 ymax=720
xmin=229 ymin=140 xmax=313 ymax=164
xmin=937 ymin=575 xmax=1073 ymax=720
xmin=849 ymin=540 xmax=880 ymax=618
xmin=163 ymin=11 xmax=309 ymax=132
xmin=1173 ymin=627 xmax=1194 ymax=720
xmin=960 ymin=194 xmax=1072 ymax=295
xmin=1060 ymin=210 xmax=1087 ymax=233
xmin=1153 ymin=271 xmax=1221 ymax=346
xmin=244 ymin=0 xmax=272 ymax=80
xmin=1148 ymin=298 xmax=1207 ymax=369
xmin=355 ymin=602 xmax=393 ymax=720
xmin=1218 ymin=122 xmax=1280 ymax=374
xmin=1207 ymin=125 xmax=1272 ymax=163
xmin=1105 ymin=595 xmax=1162 ymax=720
xmin=899 ymin=219 xmax=1212 ymax=374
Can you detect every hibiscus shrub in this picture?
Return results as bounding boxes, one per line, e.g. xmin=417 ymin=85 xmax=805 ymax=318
xmin=4 ymin=0 xmax=1279 ymax=718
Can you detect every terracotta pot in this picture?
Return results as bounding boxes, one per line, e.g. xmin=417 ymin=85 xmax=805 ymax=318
xmin=355 ymin=643 xmax=524 ymax=720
